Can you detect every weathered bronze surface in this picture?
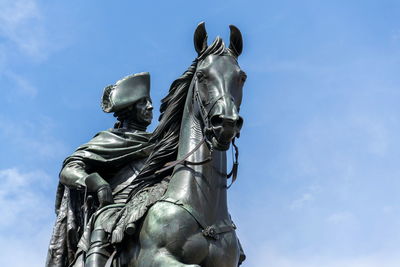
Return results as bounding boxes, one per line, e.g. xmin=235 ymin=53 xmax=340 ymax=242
xmin=47 ymin=22 xmax=247 ymax=267
xmin=47 ymin=72 xmax=155 ymax=267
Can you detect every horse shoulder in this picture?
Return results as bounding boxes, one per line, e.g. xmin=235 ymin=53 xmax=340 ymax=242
xmin=140 ymin=201 xmax=209 ymax=263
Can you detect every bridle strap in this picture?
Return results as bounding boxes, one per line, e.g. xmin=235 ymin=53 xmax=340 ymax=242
xmin=194 ymin=79 xmax=233 ymax=135
xmin=156 ymin=69 xmax=240 ymax=188
xmin=226 ymin=138 xmax=239 ymax=189
xmin=193 ymin=76 xmax=240 ymax=188
xmin=193 ymin=77 xmax=211 ymax=133
xmin=154 ymin=136 xmax=210 ymax=176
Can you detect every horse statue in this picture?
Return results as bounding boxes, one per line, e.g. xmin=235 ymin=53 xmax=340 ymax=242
xmin=112 ymin=22 xmax=247 ymax=267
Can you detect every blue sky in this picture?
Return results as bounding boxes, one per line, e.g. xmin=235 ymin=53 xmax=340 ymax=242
xmin=1 ymin=0 xmax=400 ymax=266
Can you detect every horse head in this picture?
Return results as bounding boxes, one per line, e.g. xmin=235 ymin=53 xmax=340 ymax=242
xmin=193 ymin=22 xmax=246 ymax=151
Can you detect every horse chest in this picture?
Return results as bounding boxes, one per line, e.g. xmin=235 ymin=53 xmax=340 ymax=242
xmin=203 ymin=232 xmax=240 ymax=267
xmin=141 ymin=201 xmax=240 ymax=266
xmin=179 ymin=228 xmax=240 ymax=267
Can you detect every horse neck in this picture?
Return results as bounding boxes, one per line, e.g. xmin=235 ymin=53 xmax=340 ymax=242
xmin=164 ymin=90 xmax=230 ymax=225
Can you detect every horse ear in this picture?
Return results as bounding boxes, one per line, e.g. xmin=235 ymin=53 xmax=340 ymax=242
xmin=194 ymin=22 xmax=208 ymax=55
xmin=229 ymin=25 xmax=243 ymax=57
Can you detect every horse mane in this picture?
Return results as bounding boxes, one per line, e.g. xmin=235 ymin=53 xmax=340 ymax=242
xmin=133 ymin=37 xmax=228 ymax=186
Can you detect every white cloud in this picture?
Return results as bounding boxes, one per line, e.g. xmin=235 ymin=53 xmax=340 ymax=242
xmin=4 ymin=71 xmax=38 ymax=97
xmin=0 ymin=168 xmax=51 ymax=228
xmin=0 ymin=167 xmax=54 ymax=266
xmin=0 ymin=0 xmax=42 ymax=98
xmin=0 ymin=115 xmax=68 ymax=159
xmin=0 ymin=0 xmax=49 ymax=60
xmin=289 ymin=184 xmax=321 ymax=210
xmin=0 ymin=0 xmax=71 ymax=98
xmin=0 ymin=226 xmax=51 ymax=267
xmin=290 ymin=193 xmax=314 ymax=210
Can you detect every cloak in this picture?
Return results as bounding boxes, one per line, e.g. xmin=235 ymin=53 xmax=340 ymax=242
xmin=46 ymin=129 xmax=154 ymax=267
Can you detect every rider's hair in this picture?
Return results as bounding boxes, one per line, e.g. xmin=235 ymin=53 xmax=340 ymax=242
xmin=113 ymin=106 xmax=135 ymax=128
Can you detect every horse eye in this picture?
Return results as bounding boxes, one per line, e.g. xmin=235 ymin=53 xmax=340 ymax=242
xmin=196 ymin=72 xmax=205 ymax=80
xmin=241 ymin=74 xmax=247 ymax=82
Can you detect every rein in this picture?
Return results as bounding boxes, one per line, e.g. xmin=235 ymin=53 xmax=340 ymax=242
xmin=154 ymin=136 xmax=211 ymax=175
xmin=155 ymin=72 xmax=240 ymax=188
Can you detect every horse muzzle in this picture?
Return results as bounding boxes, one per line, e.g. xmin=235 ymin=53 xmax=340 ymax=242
xmin=209 ymin=114 xmax=243 ymax=151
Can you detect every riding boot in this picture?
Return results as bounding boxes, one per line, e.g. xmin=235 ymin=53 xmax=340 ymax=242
xmin=85 ymin=229 xmax=112 ymax=267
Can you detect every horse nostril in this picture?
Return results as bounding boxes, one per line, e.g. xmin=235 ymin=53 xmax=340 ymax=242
xmin=210 ymin=115 xmax=243 ymax=129
xmin=210 ymin=115 xmax=224 ymax=127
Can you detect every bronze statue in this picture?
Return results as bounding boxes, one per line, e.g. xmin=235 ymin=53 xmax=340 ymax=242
xmin=47 ymin=22 xmax=247 ymax=267
xmin=47 ymin=72 xmax=155 ymax=266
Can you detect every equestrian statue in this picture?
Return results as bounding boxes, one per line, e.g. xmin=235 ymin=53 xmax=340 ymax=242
xmin=46 ymin=22 xmax=247 ymax=267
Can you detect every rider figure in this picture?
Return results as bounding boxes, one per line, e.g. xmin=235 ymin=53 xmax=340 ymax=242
xmin=47 ymin=72 xmax=154 ymax=267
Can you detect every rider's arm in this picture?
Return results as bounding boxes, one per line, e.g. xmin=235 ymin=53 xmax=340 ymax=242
xmin=60 ymin=160 xmax=114 ymax=207
xmin=59 ymin=160 xmax=87 ymax=189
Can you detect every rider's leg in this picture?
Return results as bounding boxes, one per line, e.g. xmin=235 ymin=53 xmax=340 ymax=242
xmin=85 ymin=229 xmax=112 ymax=267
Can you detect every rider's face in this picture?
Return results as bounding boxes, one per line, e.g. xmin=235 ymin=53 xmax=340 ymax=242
xmin=134 ymin=97 xmax=153 ymax=126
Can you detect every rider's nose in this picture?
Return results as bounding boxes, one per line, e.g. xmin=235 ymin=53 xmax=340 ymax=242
xmin=210 ymin=114 xmax=243 ymax=130
xmin=146 ymin=100 xmax=153 ymax=110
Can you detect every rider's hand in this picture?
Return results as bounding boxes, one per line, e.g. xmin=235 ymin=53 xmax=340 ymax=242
xmin=85 ymin=172 xmax=114 ymax=208
xmin=96 ymin=184 xmax=114 ymax=208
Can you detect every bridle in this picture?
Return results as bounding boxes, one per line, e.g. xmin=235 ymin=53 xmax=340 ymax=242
xmin=155 ymin=66 xmax=240 ymax=188
xmin=192 ymin=72 xmax=240 ymax=188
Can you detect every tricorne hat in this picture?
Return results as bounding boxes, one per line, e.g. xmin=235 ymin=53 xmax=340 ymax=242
xmin=101 ymin=72 xmax=150 ymax=113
